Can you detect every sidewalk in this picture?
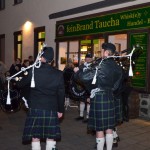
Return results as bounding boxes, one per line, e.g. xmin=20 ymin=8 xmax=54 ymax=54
xmin=0 ymin=106 xmax=150 ymax=150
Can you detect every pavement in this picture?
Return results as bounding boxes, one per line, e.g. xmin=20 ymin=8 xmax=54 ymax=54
xmin=0 ymin=102 xmax=150 ymax=150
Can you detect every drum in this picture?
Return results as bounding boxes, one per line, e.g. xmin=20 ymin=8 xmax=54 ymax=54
xmin=0 ymin=89 xmax=21 ymax=113
xmin=69 ymin=74 xmax=87 ymax=101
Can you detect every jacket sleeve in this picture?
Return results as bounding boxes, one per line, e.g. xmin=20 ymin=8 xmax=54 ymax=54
xmin=57 ymin=72 xmax=65 ymax=113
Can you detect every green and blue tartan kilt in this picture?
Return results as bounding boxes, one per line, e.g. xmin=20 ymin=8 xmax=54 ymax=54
xmin=22 ymin=109 xmax=61 ymax=142
xmin=114 ymin=96 xmax=123 ymax=125
xmin=88 ymin=90 xmax=115 ymax=131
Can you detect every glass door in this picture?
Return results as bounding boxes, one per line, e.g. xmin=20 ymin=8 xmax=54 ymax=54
xmin=108 ymin=34 xmax=127 ymax=55
xmin=58 ymin=42 xmax=67 ymax=71
xmin=93 ymin=39 xmax=105 ymax=59
xmin=69 ymin=41 xmax=79 ymax=66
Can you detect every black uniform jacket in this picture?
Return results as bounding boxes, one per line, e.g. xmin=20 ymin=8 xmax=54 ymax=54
xmin=75 ymin=58 xmax=123 ymax=93
xmin=96 ymin=58 xmax=123 ymax=91
xmin=17 ymin=63 xmax=65 ymax=113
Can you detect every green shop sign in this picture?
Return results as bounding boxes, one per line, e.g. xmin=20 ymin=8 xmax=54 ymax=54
xmin=56 ymin=6 xmax=150 ymax=38
xmin=130 ymin=32 xmax=148 ymax=88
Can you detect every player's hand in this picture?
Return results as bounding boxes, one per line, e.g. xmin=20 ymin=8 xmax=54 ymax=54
xmin=57 ymin=112 xmax=63 ymax=118
xmin=74 ymin=67 xmax=79 ymax=73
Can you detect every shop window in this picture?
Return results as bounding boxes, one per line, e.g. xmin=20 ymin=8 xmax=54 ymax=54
xmin=59 ymin=42 xmax=67 ymax=71
xmin=80 ymin=40 xmax=92 ymax=62
xmin=93 ymin=39 xmax=104 ymax=59
xmin=34 ymin=26 xmax=45 ymax=57
xmin=58 ymin=41 xmax=79 ymax=70
xmin=37 ymin=32 xmax=45 ymax=51
xmin=14 ymin=0 xmax=23 ymax=5
xmin=69 ymin=41 xmax=79 ymax=66
xmin=108 ymin=34 xmax=127 ymax=55
xmin=0 ymin=0 xmax=5 ymax=10
xmin=14 ymin=31 xmax=22 ymax=60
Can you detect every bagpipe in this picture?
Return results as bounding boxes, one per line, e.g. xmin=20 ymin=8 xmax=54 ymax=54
xmin=71 ymin=45 xmax=143 ymax=98
xmin=3 ymin=43 xmax=47 ymax=109
xmin=68 ymin=73 xmax=90 ymax=101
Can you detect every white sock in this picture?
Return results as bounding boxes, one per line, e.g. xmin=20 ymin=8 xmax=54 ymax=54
xmin=31 ymin=141 xmax=41 ymax=150
xmin=79 ymin=102 xmax=85 ymax=117
xmin=65 ymin=98 xmax=70 ymax=106
xmin=106 ymin=134 xmax=113 ymax=150
xmin=46 ymin=140 xmax=56 ymax=150
xmin=96 ymin=137 xmax=105 ymax=150
xmin=113 ymin=130 xmax=118 ymax=138
xmin=86 ymin=104 xmax=90 ymax=119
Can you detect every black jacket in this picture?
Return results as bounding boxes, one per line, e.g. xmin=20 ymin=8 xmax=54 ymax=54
xmin=17 ymin=63 xmax=65 ymax=113
xmin=75 ymin=58 xmax=122 ymax=93
xmin=96 ymin=58 xmax=123 ymax=91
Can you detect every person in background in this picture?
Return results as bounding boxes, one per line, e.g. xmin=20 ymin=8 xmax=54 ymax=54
xmin=20 ymin=59 xmax=30 ymax=108
xmin=9 ymin=58 xmax=22 ymax=76
xmin=28 ymin=55 xmax=34 ymax=65
xmin=63 ymin=58 xmax=74 ymax=109
xmin=16 ymin=47 xmax=65 ymax=150
xmin=0 ymin=61 xmax=7 ymax=91
xmin=75 ymin=53 xmax=92 ymax=123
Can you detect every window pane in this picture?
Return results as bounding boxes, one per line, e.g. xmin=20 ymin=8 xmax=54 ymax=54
xmin=93 ymin=39 xmax=104 ymax=59
xmin=17 ymin=35 xmax=22 ymax=41
xmin=108 ymin=34 xmax=127 ymax=55
xmin=38 ymin=42 xmax=44 ymax=52
xmin=17 ymin=44 xmax=22 ymax=58
xmin=59 ymin=42 xmax=67 ymax=71
xmin=69 ymin=41 xmax=79 ymax=65
xmin=38 ymin=32 xmax=45 ymax=39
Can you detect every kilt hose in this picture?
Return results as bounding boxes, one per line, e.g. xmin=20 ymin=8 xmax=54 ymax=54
xmin=88 ymin=90 xmax=116 ymax=131
xmin=22 ymin=109 xmax=61 ymax=142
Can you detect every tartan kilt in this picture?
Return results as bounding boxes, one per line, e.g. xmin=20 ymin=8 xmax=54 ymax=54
xmin=88 ymin=90 xmax=115 ymax=131
xmin=22 ymin=109 xmax=61 ymax=142
xmin=114 ymin=95 xmax=123 ymax=125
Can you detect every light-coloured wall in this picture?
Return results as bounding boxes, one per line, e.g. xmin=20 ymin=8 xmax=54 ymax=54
xmin=0 ymin=0 xmax=149 ymax=68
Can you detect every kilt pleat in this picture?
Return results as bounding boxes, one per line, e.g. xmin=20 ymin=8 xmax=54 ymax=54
xmin=22 ymin=109 xmax=61 ymax=142
xmin=114 ymin=96 xmax=123 ymax=124
xmin=88 ymin=90 xmax=115 ymax=131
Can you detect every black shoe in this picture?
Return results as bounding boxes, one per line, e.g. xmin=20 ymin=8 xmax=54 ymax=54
xmin=113 ymin=138 xmax=118 ymax=147
xmin=116 ymin=136 xmax=120 ymax=142
xmin=75 ymin=116 xmax=84 ymax=121
xmin=94 ymin=143 xmax=97 ymax=149
xmin=52 ymin=148 xmax=58 ymax=150
xmin=87 ymin=129 xmax=96 ymax=135
xmin=113 ymin=142 xmax=118 ymax=147
xmin=83 ymin=119 xmax=89 ymax=123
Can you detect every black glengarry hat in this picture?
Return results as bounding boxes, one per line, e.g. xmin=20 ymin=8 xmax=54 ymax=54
xmin=102 ymin=43 xmax=116 ymax=54
xmin=42 ymin=47 xmax=54 ymax=62
xmin=85 ymin=53 xmax=92 ymax=58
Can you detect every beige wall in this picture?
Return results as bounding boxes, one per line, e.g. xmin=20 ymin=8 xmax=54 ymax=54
xmin=0 ymin=0 xmax=149 ymax=68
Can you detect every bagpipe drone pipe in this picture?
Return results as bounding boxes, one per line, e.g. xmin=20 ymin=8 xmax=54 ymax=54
xmin=73 ymin=44 xmax=143 ymax=96
xmin=4 ymin=43 xmax=47 ymax=110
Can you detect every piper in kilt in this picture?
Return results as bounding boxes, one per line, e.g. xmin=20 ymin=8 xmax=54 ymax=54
xmin=17 ymin=47 xmax=65 ymax=150
xmin=74 ymin=43 xmax=123 ymax=150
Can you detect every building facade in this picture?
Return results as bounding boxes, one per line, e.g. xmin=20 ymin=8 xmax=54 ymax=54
xmin=0 ymin=0 xmax=150 ymax=118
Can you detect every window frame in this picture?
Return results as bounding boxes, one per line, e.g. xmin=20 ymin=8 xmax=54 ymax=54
xmin=34 ymin=26 xmax=45 ymax=58
xmin=14 ymin=31 xmax=22 ymax=60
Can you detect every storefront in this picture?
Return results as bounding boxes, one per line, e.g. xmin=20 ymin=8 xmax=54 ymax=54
xmin=55 ymin=3 xmax=150 ymax=118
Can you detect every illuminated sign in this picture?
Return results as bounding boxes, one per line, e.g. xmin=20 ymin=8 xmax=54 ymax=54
xmin=56 ymin=6 xmax=150 ymax=38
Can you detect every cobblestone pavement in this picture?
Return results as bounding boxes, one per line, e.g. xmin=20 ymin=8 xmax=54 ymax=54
xmin=0 ymin=105 xmax=150 ymax=150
